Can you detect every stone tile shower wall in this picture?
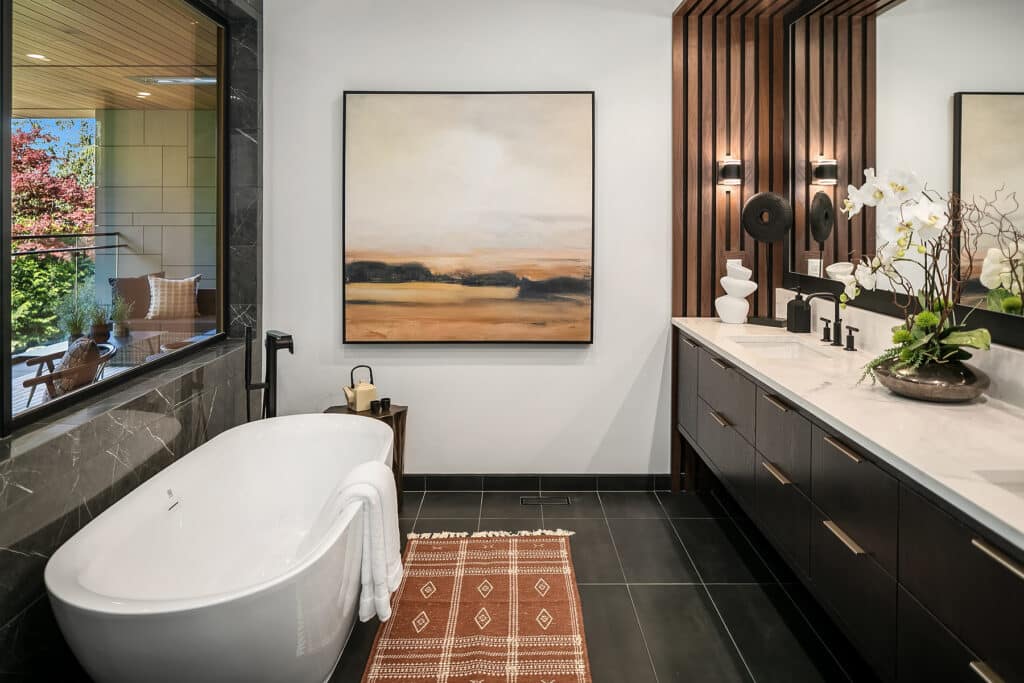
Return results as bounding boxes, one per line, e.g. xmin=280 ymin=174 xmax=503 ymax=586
xmin=0 ymin=0 xmax=262 ymax=677
xmin=0 ymin=343 xmax=247 ymax=678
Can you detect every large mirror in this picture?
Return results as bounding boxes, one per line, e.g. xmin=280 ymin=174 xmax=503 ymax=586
xmin=787 ymin=0 xmax=1024 ymax=326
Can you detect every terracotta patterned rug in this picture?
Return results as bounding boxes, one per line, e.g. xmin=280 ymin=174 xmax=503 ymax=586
xmin=361 ymin=530 xmax=593 ymax=683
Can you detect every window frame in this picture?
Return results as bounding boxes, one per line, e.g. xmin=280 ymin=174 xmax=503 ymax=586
xmin=1 ymin=0 xmax=231 ymax=437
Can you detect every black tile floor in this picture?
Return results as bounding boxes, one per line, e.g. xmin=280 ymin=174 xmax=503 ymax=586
xmin=332 ymin=488 xmax=881 ymax=683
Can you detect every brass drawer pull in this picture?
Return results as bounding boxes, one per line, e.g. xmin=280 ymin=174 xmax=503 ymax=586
xmin=762 ymin=393 xmax=790 ymax=413
xmin=822 ymin=520 xmax=866 ymax=556
xmin=969 ymin=660 xmax=1005 ymax=683
xmin=709 ymin=411 xmax=730 ymax=428
xmin=824 ymin=435 xmax=862 ymax=464
xmin=710 ymin=357 xmax=729 ymax=370
xmin=761 ymin=460 xmax=792 ymax=486
xmin=971 ymin=538 xmax=1024 ymax=582
xmin=682 ymin=337 xmax=697 ymax=349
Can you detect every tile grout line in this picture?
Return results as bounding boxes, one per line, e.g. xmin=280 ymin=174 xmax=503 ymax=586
xmin=708 ymin=490 xmax=856 ymax=683
xmin=656 ymin=495 xmax=759 ymax=683
xmin=597 ymin=491 xmax=662 ymax=683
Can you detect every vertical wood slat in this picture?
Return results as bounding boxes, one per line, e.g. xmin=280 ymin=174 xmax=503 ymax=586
xmin=793 ymin=17 xmax=809 ymax=273
xmin=672 ymin=14 xmax=686 ymax=319
xmin=673 ymin=0 xmax=882 ymax=317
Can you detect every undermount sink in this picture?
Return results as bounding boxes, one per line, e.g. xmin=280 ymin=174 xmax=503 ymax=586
xmin=974 ymin=470 xmax=1024 ymax=500
xmin=728 ymin=336 xmax=832 ymax=361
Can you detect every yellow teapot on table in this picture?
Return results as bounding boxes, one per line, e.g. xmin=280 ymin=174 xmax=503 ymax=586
xmin=343 ymin=365 xmax=378 ymax=412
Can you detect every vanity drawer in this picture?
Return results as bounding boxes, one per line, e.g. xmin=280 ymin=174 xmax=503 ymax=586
xmin=755 ymin=388 xmax=811 ymax=492
xmin=898 ymin=587 xmax=982 ymax=683
xmin=676 ymin=333 xmax=700 ymax=437
xmin=811 ymin=427 xmax=898 ymax=575
xmin=810 ymin=509 xmax=897 ymax=682
xmin=900 ymin=486 xmax=1023 ymax=683
xmin=755 ymin=453 xmax=810 ymax=577
xmin=697 ymin=399 xmax=756 ymax=508
xmin=697 ymin=349 xmax=755 ymax=443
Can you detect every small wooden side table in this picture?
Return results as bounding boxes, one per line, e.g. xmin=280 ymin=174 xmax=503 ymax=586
xmin=324 ymin=404 xmax=408 ymax=511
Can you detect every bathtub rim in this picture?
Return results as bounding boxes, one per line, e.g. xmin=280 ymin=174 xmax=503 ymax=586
xmin=45 ymin=414 xmax=393 ymax=617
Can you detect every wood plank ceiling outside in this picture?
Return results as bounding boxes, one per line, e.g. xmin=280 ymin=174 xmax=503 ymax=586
xmin=11 ymin=0 xmax=219 ymax=116
xmin=672 ymin=0 xmax=896 ymax=319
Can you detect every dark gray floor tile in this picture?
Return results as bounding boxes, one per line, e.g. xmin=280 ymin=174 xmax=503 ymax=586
xmin=599 ymin=492 xmax=666 ymax=518
xmin=400 ymin=490 xmax=423 ymax=516
xmin=709 ymin=584 xmax=864 ymax=683
xmin=579 ymin=585 xmax=657 ymax=683
xmin=480 ymin=492 xmax=542 ymax=519
xmin=559 ymin=518 xmax=625 ymax=584
xmin=608 ymin=518 xmax=698 ymax=583
xmin=399 ymin=518 xmax=414 ymax=553
xmin=476 ymin=518 xmax=543 ymax=533
xmin=329 ymin=619 xmax=378 ymax=682
xmin=411 ymin=518 xmax=479 ymax=535
xmin=658 ymin=491 xmax=726 ymax=518
xmin=671 ymin=517 xmax=773 ymax=583
xmin=631 ymin=585 xmax=749 ymax=683
xmin=417 ymin=492 xmax=481 ymax=518
xmin=543 ymin=491 xmax=605 ymax=518
xmin=782 ymin=581 xmax=881 ymax=682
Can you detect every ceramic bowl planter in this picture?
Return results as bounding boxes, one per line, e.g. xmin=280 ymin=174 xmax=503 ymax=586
xmin=873 ymin=360 xmax=990 ymax=403
xmin=90 ymin=322 xmax=111 ymax=344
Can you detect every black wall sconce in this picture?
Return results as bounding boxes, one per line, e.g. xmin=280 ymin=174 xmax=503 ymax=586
xmin=810 ymin=157 xmax=838 ymax=186
xmin=717 ymin=157 xmax=743 ymax=187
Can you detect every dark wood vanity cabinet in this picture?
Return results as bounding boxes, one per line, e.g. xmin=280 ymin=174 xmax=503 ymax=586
xmin=900 ymin=487 xmax=1023 ymax=683
xmin=675 ymin=328 xmax=1024 ymax=683
xmin=697 ymin=348 xmax=755 ymax=443
xmin=676 ymin=334 xmax=699 ymax=437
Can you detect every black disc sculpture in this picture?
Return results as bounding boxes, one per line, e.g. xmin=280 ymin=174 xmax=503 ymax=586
xmin=741 ymin=191 xmax=794 ymax=244
xmin=809 ymin=191 xmax=835 ymax=244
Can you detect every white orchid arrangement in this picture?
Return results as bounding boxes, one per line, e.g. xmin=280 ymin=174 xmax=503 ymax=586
xmin=839 ymin=168 xmax=993 ymax=380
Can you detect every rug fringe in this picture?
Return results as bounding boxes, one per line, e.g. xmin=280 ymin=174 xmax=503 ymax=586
xmin=407 ymin=529 xmax=576 ymax=540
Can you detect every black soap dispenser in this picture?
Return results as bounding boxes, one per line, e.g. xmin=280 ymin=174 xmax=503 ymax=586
xmin=786 ymin=289 xmax=811 ymax=333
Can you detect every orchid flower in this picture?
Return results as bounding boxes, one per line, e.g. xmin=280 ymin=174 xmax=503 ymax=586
xmin=980 ymin=247 xmax=1023 ymax=294
xmin=910 ymin=199 xmax=945 ymax=242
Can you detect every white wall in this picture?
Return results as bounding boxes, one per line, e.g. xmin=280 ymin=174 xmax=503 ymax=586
xmin=263 ymin=0 xmax=673 ymax=474
xmin=876 ymin=0 xmax=1024 ymax=192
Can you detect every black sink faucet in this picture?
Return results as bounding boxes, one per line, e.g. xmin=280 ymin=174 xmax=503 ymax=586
xmin=805 ymin=292 xmax=843 ymax=347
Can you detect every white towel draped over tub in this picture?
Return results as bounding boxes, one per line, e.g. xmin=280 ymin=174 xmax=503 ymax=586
xmin=336 ymin=461 xmax=404 ymax=622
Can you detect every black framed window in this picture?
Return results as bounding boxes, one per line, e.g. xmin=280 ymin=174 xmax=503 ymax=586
xmin=2 ymin=0 xmax=228 ymax=435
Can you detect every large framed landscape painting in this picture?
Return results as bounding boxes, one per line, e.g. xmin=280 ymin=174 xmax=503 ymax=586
xmin=343 ymin=91 xmax=595 ymax=343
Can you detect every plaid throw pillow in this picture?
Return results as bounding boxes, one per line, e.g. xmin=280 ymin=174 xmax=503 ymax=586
xmin=146 ymin=275 xmax=201 ymax=320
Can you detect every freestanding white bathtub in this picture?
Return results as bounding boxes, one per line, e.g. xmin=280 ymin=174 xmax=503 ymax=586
xmin=45 ymin=413 xmax=394 ymax=683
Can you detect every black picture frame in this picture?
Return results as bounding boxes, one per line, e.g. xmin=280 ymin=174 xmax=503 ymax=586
xmin=1 ymin=0 xmax=231 ymax=437
xmin=341 ymin=90 xmax=596 ymax=345
xmin=782 ymin=10 xmax=1024 ymax=350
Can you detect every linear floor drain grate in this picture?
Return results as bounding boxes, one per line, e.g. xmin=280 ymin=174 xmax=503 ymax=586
xmin=520 ymin=495 xmax=572 ymax=506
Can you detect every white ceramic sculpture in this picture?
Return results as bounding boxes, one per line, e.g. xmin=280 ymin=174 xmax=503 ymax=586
xmin=715 ymin=259 xmax=758 ymax=324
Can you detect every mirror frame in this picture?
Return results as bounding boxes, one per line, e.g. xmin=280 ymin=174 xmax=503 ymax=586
xmin=781 ymin=3 xmax=1024 ymax=350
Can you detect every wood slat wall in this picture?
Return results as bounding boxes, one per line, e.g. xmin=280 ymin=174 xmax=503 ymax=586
xmin=791 ymin=2 xmax=884 ymax=276
xmin=671 ymin=0 xmax=893 ymax=320
xmin=671 ymin=0 xmax=895 ymax=493
xmin=672 ymin=0 xmax=805 ymax=320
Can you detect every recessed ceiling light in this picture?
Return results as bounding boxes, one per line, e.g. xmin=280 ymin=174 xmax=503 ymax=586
xmin=26 ymin=53 xmax=49 ymax=61
xmin=131 ymin=75 xmax=217 ymax=86
xmin=137 ymin=91 xmax=151 ymax=97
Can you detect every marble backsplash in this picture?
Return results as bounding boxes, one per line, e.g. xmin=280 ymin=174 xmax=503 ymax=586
xmin=774 ymin=288 xmax=1024 ymax=407
xmin=0 ymin=342 xmax=248 ymax=679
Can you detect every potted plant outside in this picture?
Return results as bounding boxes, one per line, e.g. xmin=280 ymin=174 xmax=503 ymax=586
xmin=89 ymin=302 xmax=110 ymax=343
xmin=55 ymin=290 xmax=88 ymax=343
xmin=110 ymin=295 xmax=133 ymax=338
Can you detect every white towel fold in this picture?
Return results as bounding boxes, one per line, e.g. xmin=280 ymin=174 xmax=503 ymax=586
xmin=336 ymin=461 xmax=404 ymax=622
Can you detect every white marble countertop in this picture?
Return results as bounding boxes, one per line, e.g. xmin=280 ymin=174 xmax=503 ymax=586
xmin=673 ymin=317 xmax=1024 ymax=552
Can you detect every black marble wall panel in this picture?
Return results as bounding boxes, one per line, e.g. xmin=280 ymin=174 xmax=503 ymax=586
xmin=0 ymin=343 xmax=248 ymax=679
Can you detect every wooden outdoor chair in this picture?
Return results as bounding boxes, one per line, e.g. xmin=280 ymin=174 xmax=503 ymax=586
xmin=21 ymin=342 xmax=117 ymax=407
